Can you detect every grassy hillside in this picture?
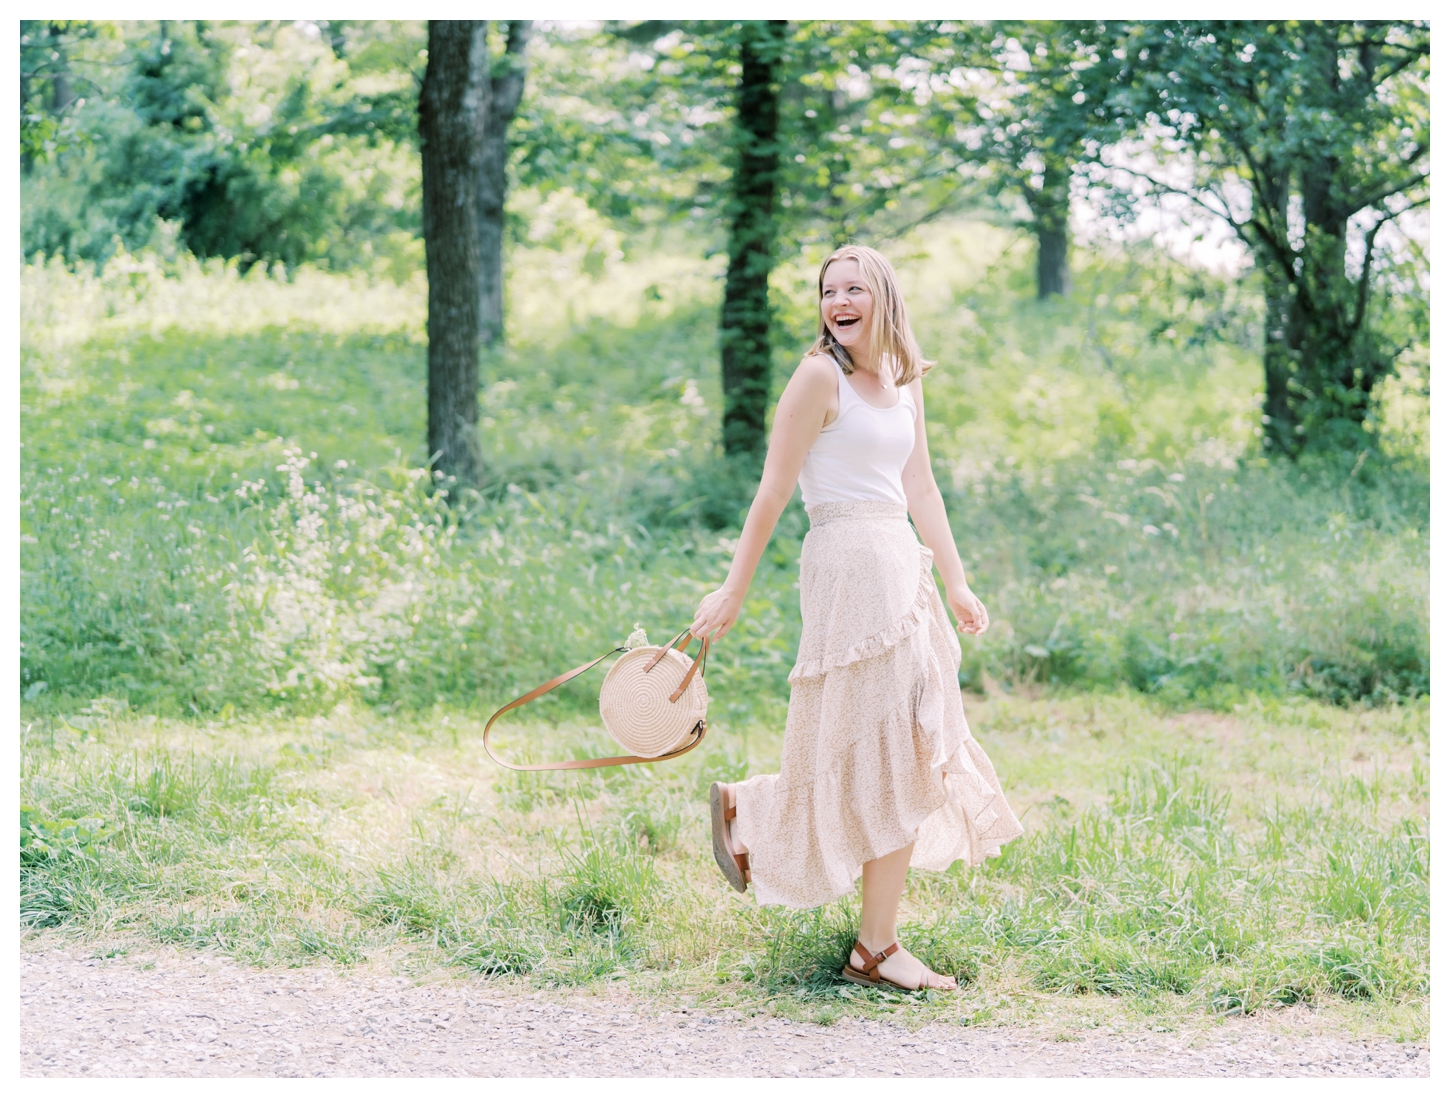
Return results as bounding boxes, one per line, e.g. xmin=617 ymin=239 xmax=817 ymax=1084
xmin=20 ymin=222 xmax=1428 ymax=718
xmin=19 ymin=224 xmax=1429 ymax=1031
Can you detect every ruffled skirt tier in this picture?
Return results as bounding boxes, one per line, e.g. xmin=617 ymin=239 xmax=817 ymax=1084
xmin=733 ymin=500 xmax=1024 ymax=909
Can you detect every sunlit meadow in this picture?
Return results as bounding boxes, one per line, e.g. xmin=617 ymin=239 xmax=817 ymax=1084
xmin=20 ymin=214 xmax=1429 ymax=1035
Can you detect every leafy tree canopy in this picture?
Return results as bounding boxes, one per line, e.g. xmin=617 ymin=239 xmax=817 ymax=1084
xmin=22 ymin=19 xmax=426 ymax=274
xmin=1088 ymin=20 xmax=1429 ymax=454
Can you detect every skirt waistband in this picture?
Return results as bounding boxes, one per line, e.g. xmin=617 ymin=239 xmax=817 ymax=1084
xmin=806 ymin=500 xmax=909 ymax=527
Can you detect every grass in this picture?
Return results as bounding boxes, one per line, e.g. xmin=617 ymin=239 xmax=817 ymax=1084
xmin=20 ymin=691 xmax=1428 ymax=1037
xmin=18 ymin=213 xmax=1429 ymax=1037
xmin=19 ymin=221 xmax=1429 ymax=717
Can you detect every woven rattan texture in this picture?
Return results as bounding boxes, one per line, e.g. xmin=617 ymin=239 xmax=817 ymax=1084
xmin=598 ymin=646 xmax=708 ymax=757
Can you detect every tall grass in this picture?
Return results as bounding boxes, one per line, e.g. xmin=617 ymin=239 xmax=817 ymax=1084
xmin=18 ymin=221 xmax=1429 ymax=1036
xmin=19 ymin=692 xmax=1429 ymax=1029
xmin=20 ymin=222 xmax=1427 ymax=715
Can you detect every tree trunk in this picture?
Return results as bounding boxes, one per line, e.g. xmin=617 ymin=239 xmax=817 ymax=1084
xmin=1257 ymin=178 xmax=1387 ymax=456
xmin=1258 ymin=236 xmax=1389 ymax=457
xmin=48 ymin=22 xmax=74 ymax=113
xmin=1256 ymin=23 xmax=1393 ymax=457
xmin=20 ymin=55 xmax=33 ymax=175
xmin=476 ymin=20 xmax=533 ymax=349
xmin=1289 ymin=224 xmax=1389 ymax=452
xmin=1261 ymin=271 xmax=1300 ymax=456
xmin=1034 ymin=223 xmax=1070 ymax=298
xmin=720 ymin=20 xmax=787 ymax=462
xmin=1027 ymin=159 xmax=1071 ymax=298
xmin=825 ymin=86 xmax=850 ymax=245
xmin=420 ymin=20 xmax=488 ymax=487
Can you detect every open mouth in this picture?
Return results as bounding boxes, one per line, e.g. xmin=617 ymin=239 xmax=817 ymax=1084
xmin=832 ymin=316 xmax=860 ymax=330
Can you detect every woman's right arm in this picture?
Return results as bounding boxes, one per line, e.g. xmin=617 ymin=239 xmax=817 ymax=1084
xmin=690 ymin=355 xmax=838 ymax=640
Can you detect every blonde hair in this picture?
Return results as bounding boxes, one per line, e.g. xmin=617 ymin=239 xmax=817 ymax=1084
xmin=808 ymin=244 xmax=933 ymax=386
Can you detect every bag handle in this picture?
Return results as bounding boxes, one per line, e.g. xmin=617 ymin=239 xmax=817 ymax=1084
xmin=645 ymin=627 xmax=710 ymax=701
xmin=483 ymin=629 xmax=711 ymax=772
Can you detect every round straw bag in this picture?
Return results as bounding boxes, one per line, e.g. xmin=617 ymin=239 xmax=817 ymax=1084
xmin=483 ymin=628 xmax=710 ymax=771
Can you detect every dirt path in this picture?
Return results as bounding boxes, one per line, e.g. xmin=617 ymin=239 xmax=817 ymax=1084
xmin=21 ymin=944 xmax=1428 ymax=1078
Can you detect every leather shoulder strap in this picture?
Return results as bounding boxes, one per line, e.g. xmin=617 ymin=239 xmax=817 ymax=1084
xmin=482 ymin=633 xmax=709 ymax=771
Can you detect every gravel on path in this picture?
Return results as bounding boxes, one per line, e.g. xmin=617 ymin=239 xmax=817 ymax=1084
xmin=20 ymin=945 xmax=1429 ymax=1078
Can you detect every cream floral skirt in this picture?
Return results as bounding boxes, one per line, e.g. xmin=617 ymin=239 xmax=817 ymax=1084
xmin=732 ymin=500 xmax=1024 ymax=909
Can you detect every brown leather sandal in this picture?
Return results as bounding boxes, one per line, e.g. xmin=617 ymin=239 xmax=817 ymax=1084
xmin=841 ymin=940 xmax=945 ymax=992
xmin=709 ymin=781 xmax=750 ymax=893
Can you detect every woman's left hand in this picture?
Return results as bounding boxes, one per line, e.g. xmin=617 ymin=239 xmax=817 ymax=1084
xmin=946 ymin=584 xmax=989 ymax=635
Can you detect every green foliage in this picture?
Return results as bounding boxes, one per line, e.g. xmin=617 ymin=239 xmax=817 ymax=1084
xmin=912 ymin=748 xmax=1429 ymax=1014
xmin=911 ymin=233 xmax=1427 ymax=704
xmin=525 ymin=21 xmax=995 ymax=251
xmin=19 ymin=225 xmax=1427 ymax=715
xmin=941 ymin=21 xmax=1112 ymax=288
xmin=20 ymin=806 xmax=116 ymax=866
xmin=722 ymin=902 xmax=862 ymax=997
xmin=1093 ymin=20 xmax=1430 ymax=454
xmin=358 ymin=802 xmax=669 ymax=983
xmin=551 ymin=820 xmax=661 ymax=936
xmin=20 ymin=21 xmax=109 ymax=167
xmin=22 ymin=20 xmax=425 ymax=274
xmin=766 ymin=20 xmax=981 ymax=247
xmin=513 ymin=25 xmax=730 ymax=235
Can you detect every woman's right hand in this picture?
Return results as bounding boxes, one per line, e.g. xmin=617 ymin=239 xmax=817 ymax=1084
xmin=686 ymin=356 xmax=835 ymax=644
xmin=692 ymin=586 xmax=744 ymax=640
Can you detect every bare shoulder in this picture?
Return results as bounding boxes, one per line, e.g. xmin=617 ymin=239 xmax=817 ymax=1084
xmin=794 ymin=353 xmax=841 ymax=385
xmin=782 ymin=353 xmax=840 ymax=399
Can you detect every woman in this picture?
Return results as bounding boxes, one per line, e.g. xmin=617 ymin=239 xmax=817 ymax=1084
xmin=692 ymin=244 xmax=1023 ymax=993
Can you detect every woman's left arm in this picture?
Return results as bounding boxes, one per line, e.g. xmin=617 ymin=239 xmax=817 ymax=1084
xmin=900 ymin=377 xmax=989 ymax=635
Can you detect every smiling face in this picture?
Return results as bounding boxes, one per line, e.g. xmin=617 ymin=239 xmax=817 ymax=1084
xmin=820 ymin=258 xmax=875 ymax=360
xmin=810 ymin=244 xmax=930 ymax=384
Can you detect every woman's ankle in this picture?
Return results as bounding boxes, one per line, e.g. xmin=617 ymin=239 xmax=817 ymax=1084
xmin=856 ymin=930 xmax=897 ymax=955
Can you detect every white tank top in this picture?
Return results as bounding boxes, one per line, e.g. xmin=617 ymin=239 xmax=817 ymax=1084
xmin=798 ymin=364 xmax=917 ymax=508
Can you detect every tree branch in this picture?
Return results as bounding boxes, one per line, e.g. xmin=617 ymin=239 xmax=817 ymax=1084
xmin=489 ymin=20 xmax=534 ymax=128
xmin=870 ymin=180 xmax=979 ymax=243
xmin=1339 ymin=160 xmax=1429 ymax=220
xmin=1104 ymin=160 xmax=1307 ymax=280
xmin=1352 ymin=216 xmax=1388 ymax=332
xmin=1367 ymin=43 xmax=1430 ymax=85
